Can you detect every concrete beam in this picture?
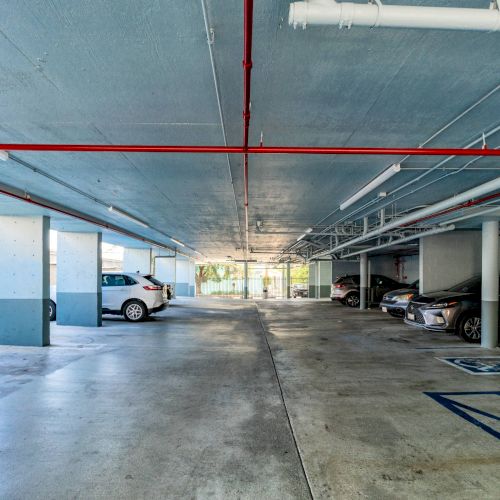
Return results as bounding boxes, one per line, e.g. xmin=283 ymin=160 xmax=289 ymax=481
xmin=0 ymin=216 xmax=50 ymax=346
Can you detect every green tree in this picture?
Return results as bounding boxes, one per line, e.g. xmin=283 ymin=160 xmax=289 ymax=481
xmin=195 ymin=264 xmax=222 ymax=295
xmin=291 ymin=264 xmax=309 ymax=284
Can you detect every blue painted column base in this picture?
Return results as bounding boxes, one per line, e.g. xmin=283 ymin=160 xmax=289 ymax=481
xmin=0 ymin=299 xmax=50 ymax=346
xmin=57 ymin=292 xmax=102 ymax=327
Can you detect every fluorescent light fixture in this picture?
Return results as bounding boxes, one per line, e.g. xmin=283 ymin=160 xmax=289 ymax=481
xmin=0 ymin=150 xmax=9 ymax=161
xmin=108 ymin=206 xmax=149 ymax=228
xmin=171 ymin=237 xmax=185 ymax=247
xmin=297 ymin=227 xmax=313 ymax=241
xmin=340 ymin=163 xmax=401 ymax=211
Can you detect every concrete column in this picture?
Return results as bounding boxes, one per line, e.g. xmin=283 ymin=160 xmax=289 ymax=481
xmin=317 ymin=261 xmax=333 ymax=298
xmin=244 ymin=261 xmax=249 ymax=299
xmin=286 ymin=262 xmax=291 ymax=299
xmin=308 ymin=262 xmax=317 ymax=298
xmin=188 ymin=259 xmax=196 ymax=297
xmin=154 ymin=254 xmax=176 ymax=296
xmin=123 ymin=248 xmax=151 ymax=274
xmin=360 ymin=253 xmax=368 ymax=310
xmin=0 ymin=216 xmax=50 ymax=346
xmin=175 ymin=257 xmax=191 ymax=297
xmin=481 ymin=220 xmax=499 ymax=349
xmin=57 ymin=232 xmax=102 ymax=327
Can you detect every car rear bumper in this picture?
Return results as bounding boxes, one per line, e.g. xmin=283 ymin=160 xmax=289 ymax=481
xmin=149 ymin=302 xmax=168 ymax=314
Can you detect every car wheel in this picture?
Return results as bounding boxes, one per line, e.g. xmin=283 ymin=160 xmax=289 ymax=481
xmin=49 ymin=300 xmax=56 ymax=321
xmin=459 ymin=313 xmax=481 ymax=343
xmin=124 ymin=300 xmax=147 ymax=322
xmin=345 ymin=293 xmax=360 ymax=308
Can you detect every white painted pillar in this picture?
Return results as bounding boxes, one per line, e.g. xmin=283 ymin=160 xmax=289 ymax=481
xmin=360 ymin=253 xmax=368 ymax=310
xmin=154 ymin=255 xmax=176 ymax=297
xmin=308 ymin=262 xmax=317 ymax=298
xmin=481 ymin=220 xmax=499 ymax=348
xmin=244 ymin=261 xmax=249 ymax=299
xmin=317 ymin=261 xmax=333 ymax=298
xmin=188 ymin=259 xmax=196 ymax=297
xmin=175 ymin=257 xmax=190 ymax=297
xmin=57 ymin=232 xmax=102 ymax=327
xmin=286 ymin=262 xmax=291 ymax=299
xmin=123 ymin=248 xmax=151 ymax=274
xmin=0 ymin=216 xmax=50 ymax=346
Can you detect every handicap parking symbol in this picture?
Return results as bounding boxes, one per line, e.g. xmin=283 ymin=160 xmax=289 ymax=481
xmin=437 ymin=357 xmax=500 ymax=375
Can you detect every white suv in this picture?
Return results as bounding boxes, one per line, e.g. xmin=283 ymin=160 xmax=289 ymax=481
xmin=49 ymin=272 xmax=169 ymax=322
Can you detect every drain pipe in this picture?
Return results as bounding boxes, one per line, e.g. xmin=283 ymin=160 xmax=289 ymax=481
xmin=312 ymin=176 xmax=500 ymax=259
xmin=289 ymin=0 xmax=500 ymax=31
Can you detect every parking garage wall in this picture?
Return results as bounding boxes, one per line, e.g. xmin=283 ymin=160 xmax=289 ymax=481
xmin=419 ymin=231 xmax=482 ymax=293
xmin=370 ymin=255 xmax=419 ymax=284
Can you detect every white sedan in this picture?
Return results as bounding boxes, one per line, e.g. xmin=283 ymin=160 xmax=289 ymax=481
xmin=49 ymin=272 xmax=169 ymax=322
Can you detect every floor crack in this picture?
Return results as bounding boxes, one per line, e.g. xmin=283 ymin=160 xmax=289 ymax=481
xmin=254 ymin=302 xmax=315 ymax=500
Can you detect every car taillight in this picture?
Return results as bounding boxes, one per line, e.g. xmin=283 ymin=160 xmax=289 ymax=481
xmin=335 ymin=284 xmax=345 ymax=288
xmin=143 ymin=285 xmax=162 ymax=291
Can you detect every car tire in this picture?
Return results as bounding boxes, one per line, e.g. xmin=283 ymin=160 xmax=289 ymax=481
xmin=345 ymin=293 xmax=360 ymax=308
xmin=123 ymin=300 xmax=148 ymax=322
xmin=49 ymin=300 xmax=56 ymax=322
xmin=458 ymin=313 xmax=481 ymax=343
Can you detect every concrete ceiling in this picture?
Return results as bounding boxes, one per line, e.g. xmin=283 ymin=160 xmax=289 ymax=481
xmin=0 ymin=0 xmax=499 ymax=260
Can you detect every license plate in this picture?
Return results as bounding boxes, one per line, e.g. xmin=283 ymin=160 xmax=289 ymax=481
xmin=382 ymin=307 xmax=387 ymax=313
xmin=408 ymin=312 xmax=415 ymax=321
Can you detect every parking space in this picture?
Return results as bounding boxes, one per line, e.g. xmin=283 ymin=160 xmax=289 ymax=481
xmin=1 ymin=298 xmax=498 ymax=499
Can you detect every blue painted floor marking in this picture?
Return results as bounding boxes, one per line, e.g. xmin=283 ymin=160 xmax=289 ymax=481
xmin=424 ymin=391 xmax=500 ymax=440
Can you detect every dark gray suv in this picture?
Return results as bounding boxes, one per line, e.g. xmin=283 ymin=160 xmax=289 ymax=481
xmin=404 ymin=276 xmax=491 ymax=343
xmin=331 ymin=274 xmax=406 ymax=308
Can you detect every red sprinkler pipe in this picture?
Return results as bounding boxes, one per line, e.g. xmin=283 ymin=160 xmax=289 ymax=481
xmin=242 ymin=0 xmax=254 ymax=255
xmin=402 ymin=192 xmax=500 ymax=226
xmin=2 ymin=143 xmax=500 ymax=157
xmin=0 ymin=186 xmax=176 ymax=251
xmin=243 ymin=0 xmax=253 ymax=150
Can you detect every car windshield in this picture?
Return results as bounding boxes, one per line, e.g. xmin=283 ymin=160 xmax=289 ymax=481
xmin=448 ymin=277 xmax=481 ymax=293
xmin=144 ymin=275 xmax=164 ymax=287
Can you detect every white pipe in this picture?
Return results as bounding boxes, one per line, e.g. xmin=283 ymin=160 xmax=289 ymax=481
xmin=341 ymin=225 xmax=455 ymax=258
xmin=312 ymin=176 xmax=500 ymax=259
xmin=379 ymin=207 xmax=385 ymax=227
xmin=439 ymin=205 xmax=500 ymax=226
xmin=340 ymin=163 xmax=400 ymax=211
xmin=289 ymin=1 xmax=500 ymax=31
xmin=201 ymin=0 xmax=244 ymax=256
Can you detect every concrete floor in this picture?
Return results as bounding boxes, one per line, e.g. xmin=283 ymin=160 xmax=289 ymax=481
xmin=0 ymin=298 xmax=499 ymax=499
